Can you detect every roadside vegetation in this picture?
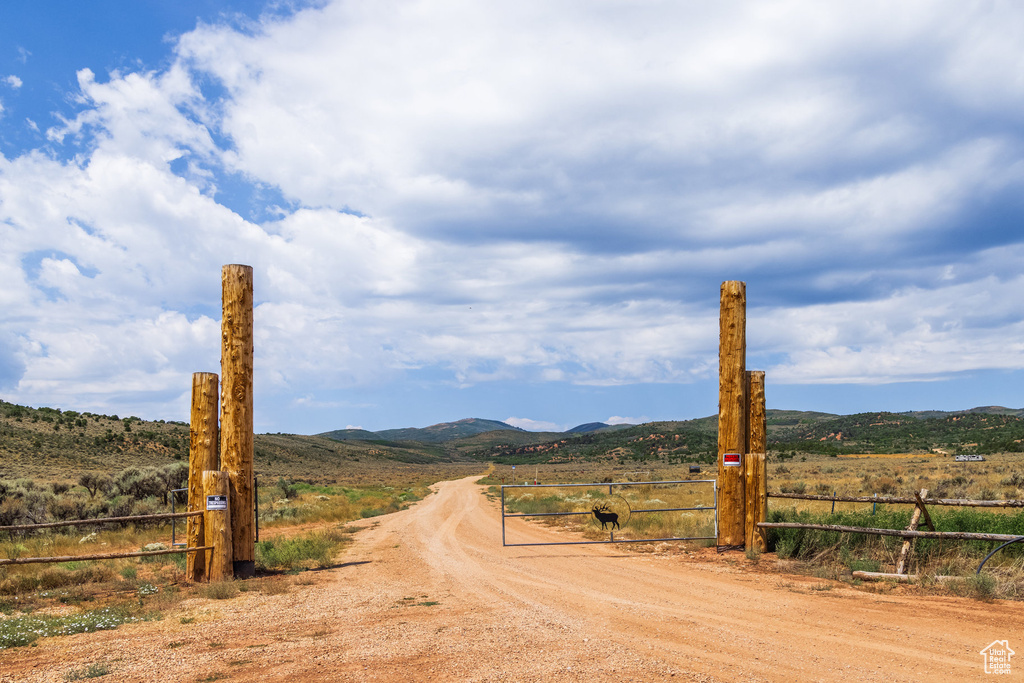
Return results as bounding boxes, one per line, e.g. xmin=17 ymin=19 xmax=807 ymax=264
xmin=0 ymin=460 xmax=481 ymax=650
xmin=2 ymin=394 xmax=1022 ymax=653
xmin=490 ymin=454 xmax=1024 ymax=600
xmin=764 ymin=505 xmax=1024 ymax=600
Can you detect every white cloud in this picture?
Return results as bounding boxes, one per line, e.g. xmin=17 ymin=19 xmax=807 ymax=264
xmin=169 ymin=2 xmax=1023 ymax=240
xmin=504 ymin=417 xmax=566 ymax=432
xmin=759 ymin=273 xmax=1024 ymax=384
xmin=4 ymin=75 xmax=22 ymax=89
xmin=607 ymin=416 xmax=647 ymax=426
xmin=2 ymin=0 xmax=1024 ymax=428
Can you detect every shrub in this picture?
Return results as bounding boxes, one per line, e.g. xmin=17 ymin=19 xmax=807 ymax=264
xmin=48 ymin=494 xmax=92 ymax=522
xmin=129 ymin=498 xmax=163 ymax=526
xmin=78 ymin=473 xmax=113 ymax=499
xmin=39 ymin=568 xmax=82 ymax=589
xmin=0 ymin=498 xmax=26 ymax=526
xmin=105 ymin=496 xmax=133 ymax=521
xmin=849 ymin=558 xmax=881 ymax=573
xmin=156 ymin=463 xmax=188 ymax=500
xmin=256 ymin=530 xmax=345 ymax=571
xmin=199 ymin=581 xmax=239 ymax=600
xmin=11 ymin=490 xmax=54 ymax=525
xmin=276 ymin=477 xmax=298 ymax=500
xmin=872 ymin=477 xmax=898 ymax=496
xmin=1000 ymin=472 xmax=1024 ymax=488
xmin=64 ymin=662 xmax=111 ymax=680
xmin=949 ymin=574 xmax=997 ymax=600
xmin=112 ymin=467 xmax=164 ymax=501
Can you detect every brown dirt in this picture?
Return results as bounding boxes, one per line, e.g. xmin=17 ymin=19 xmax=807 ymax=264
xmin=2 ymin=475 xmax=1020 ymax=682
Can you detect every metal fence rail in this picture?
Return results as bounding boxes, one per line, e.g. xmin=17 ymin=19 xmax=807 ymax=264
xmin=501 ymin=480 xmax=718 ymax=547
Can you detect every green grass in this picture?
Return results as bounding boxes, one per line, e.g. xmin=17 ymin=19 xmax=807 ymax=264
xmin=765 ymin=506 xmax=1024 ymax=562
xmin=765 ymin=505 xmax=1024 ymax=599
xmin=255 ymin=529 xmax=348 ymax=571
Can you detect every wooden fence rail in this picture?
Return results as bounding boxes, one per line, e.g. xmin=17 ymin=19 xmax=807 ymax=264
xmin=0 ymin=546 xmax=212 ymax=566
xmin=0 ymin=511 xmax=204 ymax=533
xmin=757 ymin=521 xmax=1022 ymax=543
xmin=768 ymin=492 xmax=1024 ymax=508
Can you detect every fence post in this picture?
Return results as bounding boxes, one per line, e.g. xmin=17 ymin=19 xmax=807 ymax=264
xmin=203 ymin=470 xmax=233 ymax=582
xmin=896 ymin=488 xmax=929 ymax=575
xmin=187 ymin=372 xmax=219 ymax=582
xmin=718 ymin=281 xmax=746 ymax=548
xmin=745 ymin=370 xmax=766 ymax=551
xmin=221 ymin=264 xmax=255 ymax=579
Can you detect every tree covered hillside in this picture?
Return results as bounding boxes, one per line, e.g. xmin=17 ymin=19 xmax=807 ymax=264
xmin=772 ymin=412 xmax=1024 ymax=456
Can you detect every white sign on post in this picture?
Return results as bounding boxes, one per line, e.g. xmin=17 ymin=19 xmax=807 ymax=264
xmin=206 ymin=495 xmax=227 ymax=510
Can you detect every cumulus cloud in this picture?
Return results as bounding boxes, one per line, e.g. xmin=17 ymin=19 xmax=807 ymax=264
xmin=1 ymin=0 xmax=1023 ymax=428
xmin=504 ymin=417 xmax=566 ymax=432
xmin=607 ymin=416 xmax=648 ymax=426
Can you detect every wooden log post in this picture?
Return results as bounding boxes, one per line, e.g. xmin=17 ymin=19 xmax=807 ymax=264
xmin=203 ymin=470 xmax=233 ymax=582
xmin=896 ymin=488 xmax=928 ymax=575
xmin=221 ymin=264 xmax=255 ymax=579
xmin=187 ymin=372 xmax=219 ymax=582
xmin=717 ymin=281 xmax=746 ymax=548
xmin=745 ymin=370 xmax=767 ymax=552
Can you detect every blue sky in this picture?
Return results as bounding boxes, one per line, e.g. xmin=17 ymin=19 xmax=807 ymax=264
xmin=2 ymin=1 xmax=1023 ymax=434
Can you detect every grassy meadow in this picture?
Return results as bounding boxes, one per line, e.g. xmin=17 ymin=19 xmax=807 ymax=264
xmin=499 ymin=480 xmax=718 ymax=545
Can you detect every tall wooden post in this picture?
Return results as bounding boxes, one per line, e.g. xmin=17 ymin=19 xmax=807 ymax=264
xmin=187 ymin=372 xmax=219 ymax=582
xmin=718 ymin=281 xmax=746 ymax=548
xmin=745 ymin=371 xmax=767 ymax=552
xmin=203 ymin=470 xmax=233 ymax=582
xmin=220 ymin=264 xmax=255 ymax=578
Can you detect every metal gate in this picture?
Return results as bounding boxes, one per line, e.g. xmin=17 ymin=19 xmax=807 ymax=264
xmin=500 ymin=479 xmax=718 ymax=547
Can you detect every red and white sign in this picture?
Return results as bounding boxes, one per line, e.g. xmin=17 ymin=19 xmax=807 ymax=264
xmin=722 ymin=452 xmax=742 ymax=467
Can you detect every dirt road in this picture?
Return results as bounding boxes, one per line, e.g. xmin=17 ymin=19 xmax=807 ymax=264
xmin=3 ymin=476 xmax=1020 ymax=681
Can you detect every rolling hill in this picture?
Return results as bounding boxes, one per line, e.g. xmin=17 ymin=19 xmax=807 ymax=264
xmin=319 ymin=418 xmax=525 ymax=443
xmin=0 ymin=400 xmax=472 ymax=482
xmin=4 ymin=397 xmax=1022 ymax=481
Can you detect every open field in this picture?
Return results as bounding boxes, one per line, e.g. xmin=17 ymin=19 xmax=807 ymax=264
xmin=485 ymin=450 xmax=1024 ymax=503
xmin=2 ymin=475 xmax=1022 ymax=682
xmin=766 ymin=451 xmax=1024 ymax=506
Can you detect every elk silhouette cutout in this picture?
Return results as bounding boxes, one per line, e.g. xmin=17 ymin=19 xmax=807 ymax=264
xmin=591 ymin=503 xmax=620 ymax=530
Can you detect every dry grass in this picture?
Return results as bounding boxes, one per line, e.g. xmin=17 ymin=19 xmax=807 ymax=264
xmin=765 ymin=451 xmax=1023 ymax=511
xmin=501 ymin=480 xmax=717 ymax=544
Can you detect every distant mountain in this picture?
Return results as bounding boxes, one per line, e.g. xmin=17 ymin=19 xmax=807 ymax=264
xmin=568 ymin=422 xmax=609 ymax=433
xmin=567 ymin=422 xmax=635 ymax=433
xmin=319 ymin=428 xmax=380 ymax=441
xmin=320 ymin=418 xmax=525 ymax=443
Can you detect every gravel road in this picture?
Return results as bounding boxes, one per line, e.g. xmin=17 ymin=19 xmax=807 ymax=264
xmin=2 ymin=475 xmax=1020 ymax=681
